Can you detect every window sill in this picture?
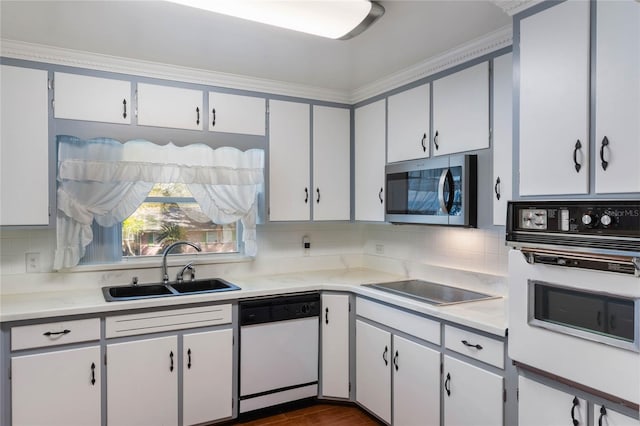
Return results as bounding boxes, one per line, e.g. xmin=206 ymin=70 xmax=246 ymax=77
xmin=65 ymin=253 xmax=254 ymax=273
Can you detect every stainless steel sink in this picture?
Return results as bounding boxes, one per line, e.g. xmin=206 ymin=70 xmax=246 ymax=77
xmin=363 ymin=279 xmax=500 ymax=306
xmin=102 ymin=278 xmax=240 ymax=302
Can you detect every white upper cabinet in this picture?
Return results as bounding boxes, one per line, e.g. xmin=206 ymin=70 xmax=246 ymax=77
xmin=594 ymin=0 xmax=640 ymax=194
xmin=313 ymin=105 xmax=351 ymax=221
xmin=519 ymin=1 xmax=590 ymax=196
xmin=54 ymin=72 xmax=131 ymax=124
xmin=137 ymin=83 xmax=203 ymax=130
xmin=268 ymin=99 xmax=311 ymax=221
xmin=492 ymin=53 xmax=513 ymax=226
xmin=1 ymin=65 xmax=50 ymax=226
xmin=208 ymin=92 xmax=266 ymax=136
xmin=355 ymin=99 xmax=386 ymax=222
xmin=432 ymin=62 xmax=489 ymax=156
xmin=387 ymin=83 xmax=430 ymax=163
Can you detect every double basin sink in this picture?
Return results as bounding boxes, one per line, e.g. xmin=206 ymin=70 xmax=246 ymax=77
xmin=103 ymin=278 xmax=240 ymax=302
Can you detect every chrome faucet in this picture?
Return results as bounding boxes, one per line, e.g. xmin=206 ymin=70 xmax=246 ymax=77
xmin=161 ymin=241 xmax=201 ymax=284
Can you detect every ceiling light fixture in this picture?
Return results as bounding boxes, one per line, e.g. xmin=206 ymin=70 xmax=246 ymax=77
xmin=166 ymin=0 xmax=385 ymax=40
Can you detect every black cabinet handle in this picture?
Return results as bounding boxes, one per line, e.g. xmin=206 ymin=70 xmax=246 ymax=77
xmin=393 ymin=350 xmax=399 ymax=371
xmin=494 ymin=177 xmax=501 ymax=200
xmin=573 ymin=140 xmax=582 ymax=173
xmin=382 ymin=346 xmax=388 ymax=366
xmin=434 ymin=131 xmax=440 ymax=150
xmin=325 ymin=307 xmax=329 ymax=325
xmin=187 ymin=348 xmax=192 ymax=369
xmin=461 ymin=340 xmax=483 ymax=350
xmin=212 ymin=108 xmax=216 ymax=127
xmin=90 ymin=362 xmax=96 ymax=385
xmin=600 ymin=136 xmax=609 ymax=171
xmin=598 ymin=405 xmax=606 ymax=426
xmin=304 ymin=187 xmax=309 ymax=204
xmin=122 ymin=99 xmax=127 ymax=119
xmin=316 ymin=188 xmax=320 ymax=203
xmin=571 ymin=396 xmax=580 ymax=426
xmin=421 ymin=133 xmax=427 ymax=152
xmin=444 ymin=373 xmax=451 ymax=396
xmin=170 ymin=351 xmax=174 ymax=372
xmin=43 ymin=329 xmax=70 ymax=336
xmin=196 ymin=107 xmax=200 ymax=125
xmin=378 ymin=187 xmax=383 ymax=204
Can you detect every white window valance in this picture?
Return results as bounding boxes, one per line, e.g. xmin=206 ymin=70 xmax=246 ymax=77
xmin=54 ymin=135 xmax=264 ymax=270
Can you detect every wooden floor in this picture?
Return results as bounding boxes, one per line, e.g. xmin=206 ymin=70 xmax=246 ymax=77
xmin=234 ymin=402 xmax=383 ymax=426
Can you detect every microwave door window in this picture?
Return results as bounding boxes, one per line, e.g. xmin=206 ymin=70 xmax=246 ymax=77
xmin=408 ymin=170 xmax=446 ymax=215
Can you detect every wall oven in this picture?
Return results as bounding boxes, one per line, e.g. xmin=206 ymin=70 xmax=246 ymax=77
xmin=506 ymin=200 xmax=640 ymax=407
xmin=385 ymin=154 xmax=477 ymax=226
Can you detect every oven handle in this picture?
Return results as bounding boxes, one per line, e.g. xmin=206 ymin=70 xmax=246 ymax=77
xmin=520 ymin=248 xmax=640 ymax=277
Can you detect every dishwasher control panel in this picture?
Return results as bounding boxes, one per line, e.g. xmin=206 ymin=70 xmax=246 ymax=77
xmin=240 ymin=293 xmax=320 ymax=325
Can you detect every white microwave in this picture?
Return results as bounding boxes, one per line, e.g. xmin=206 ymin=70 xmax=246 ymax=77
xmin=385 ymin=154 xmax=477 ymax=227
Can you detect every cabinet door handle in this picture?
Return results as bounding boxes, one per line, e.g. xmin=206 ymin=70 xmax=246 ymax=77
xmin=90 ymin=362 xmax=96 ymax=385
xmin=494 ymin=177 xmax=501 ymax=200
xmin=379 ymin=187 xmax=384 ymax=204
xmin=434 ymin=130 xmax=440 ymax=150
xmin=598 ymin=405 xmax=606 ymax=426
xmin=461 ymin=340 xmax=483 ymax=350
xmin=444 ymin=373 xmax=451 ymax=396
xmin=212 ymin=108 xmax=216 ymax=127
xmin=122 ymin=99 xmax=127 ymax=119
xmin=187 ymin=348 xmax=192 ymax=369
xmin=571 ymin=396 xmax=580 ymax=426
xmin=304 ymin=187 xmax=309 ymax=204
xmin=43 ymin=329 xmax=70 ymax=337
xmin=325 ymin=307 xmax=329 ymax=325
xmin=316 ymin=188 xmax=320 ymax=204
xmin=600 ymin=136 xmax=609 ymax=171
xmin=196 ymin=107 xmax=200 ymax=125
xmin=421 ymin=133 xmax=427 ymax=152
xmin=382 ymin=345 xmax=388 ymax=366
xmin=573 ymin=140 xmax=582 ymax=173
xmin=393 ymin=350 xmax=399 ymax=371
xmin=170 ymin=351 xmax=174 ymax=372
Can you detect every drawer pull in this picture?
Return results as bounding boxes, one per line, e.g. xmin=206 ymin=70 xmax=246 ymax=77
xmin=43 ymin=329 xmax=71 ymax=337
xmin=461 ymin=340 xmax=483 ymax=350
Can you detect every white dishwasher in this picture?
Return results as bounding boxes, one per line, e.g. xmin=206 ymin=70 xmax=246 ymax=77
xmin=239 ymin=293 xmax=320 ymax=414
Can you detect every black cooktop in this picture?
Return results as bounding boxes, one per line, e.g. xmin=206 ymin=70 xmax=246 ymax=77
xmin=364 ymin=280 xmax=498 ymax=306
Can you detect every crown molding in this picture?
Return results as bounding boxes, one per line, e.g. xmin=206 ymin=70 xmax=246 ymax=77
xmin=492 ymin=0 xmax=544 ymax=16
xmin=350 ymin=25 xmax=513 ymax=104
xmin=0 ymin=39 xmax=351 ymax=104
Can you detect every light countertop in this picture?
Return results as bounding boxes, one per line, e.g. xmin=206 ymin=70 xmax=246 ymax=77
xmin=1 ymin=268 xmax=507 ymax=336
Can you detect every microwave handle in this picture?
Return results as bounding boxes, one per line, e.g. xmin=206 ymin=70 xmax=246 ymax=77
xmin=438 ymin=169 xmax=454 ymax=214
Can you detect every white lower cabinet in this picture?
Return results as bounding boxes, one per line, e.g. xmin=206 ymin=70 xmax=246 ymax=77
xmin=518 ymin=375 xmax=586 ymax=426
xmin=594 ymin=404 xmax=640 ymax=426
xmin=443 ymin=355 xmax=503 ymax=426
xmin=321 ymin=293 xmax=350 ymax=399
xmin=107 ymin=335 xmax=179 ymax=426
xmin=356 ymin=319 xmax=392 ymax=423
xmin=11 ymin=346 xmax=101 ymax=426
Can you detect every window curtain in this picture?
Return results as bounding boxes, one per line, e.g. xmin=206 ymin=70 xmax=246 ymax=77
xmin=54 ymin=135 xmax=264 ymax=270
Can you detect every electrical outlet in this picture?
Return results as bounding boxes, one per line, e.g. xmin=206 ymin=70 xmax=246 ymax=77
xmin=302 ymin=235 xmax=311 ymax=249
xmin=375 ymin=244 xmax=384 ymax=254
xmin=26 ymin=252 xmax=41 ymax=273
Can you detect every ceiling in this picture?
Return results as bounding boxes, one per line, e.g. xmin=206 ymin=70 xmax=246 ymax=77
xmin=0 ymin=1 xmax=511 ymax=93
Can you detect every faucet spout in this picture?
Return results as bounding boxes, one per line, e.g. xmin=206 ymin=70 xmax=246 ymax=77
xmin=161 ymin=241 xmax=201 ymax=284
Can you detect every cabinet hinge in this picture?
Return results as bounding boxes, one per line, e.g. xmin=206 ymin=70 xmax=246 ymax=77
xmin=233 ymin=335 xmax=235 ymax=346
xmin=440 ymin=362 xmax=443 ymax=374
xmin=503 ymin=389 xmax=507 ymax=402
xmin=51 ymin=99 xmax=55 ymax=111
xmin=349 ymin=382 xmax=351 ymax=392
xmin=517 ymin=388 xmax=519 ymax=401
xmin=104 ymin=352 xmax=107 ymax=366
xmin=48 ymin=78 xmax=53 ymax=90
xmin=8 ymin=365 xmax=11 ymax=380
xmin=348 ymin=302 xmax=351 ymax=312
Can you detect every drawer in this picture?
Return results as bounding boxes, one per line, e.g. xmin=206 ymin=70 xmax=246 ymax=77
xmin=356 ymin=297 xmax=440 ymax=345
xmin=11 ymin=318 xmax=100 ymax=351
xmin=106 ymin=304 xmax=232 ymax=338
xmin=444 ymin=325 xmax=504 ymax=369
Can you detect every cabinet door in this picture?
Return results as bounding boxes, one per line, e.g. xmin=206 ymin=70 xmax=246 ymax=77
xmin=354 ymin=99 xmax=386 ymax=222
xmin=321 ymin=294 xmax=350 ymax=399
xmin=183 ymin=329 xmax=233 ymax=426
xmin=393 ymin=335 xmax=440 ymax=426
xmin=313 ymin=105 xmax=351 ymax=221
xmin=594 ymin=404 xmax=640 ymax=426
xmin=518 ymin=376 xmax=586 ymax=426
xmin=0 ymin=65 xmax=49 ymax=226
xmin=492 ymin=53 xmax=513 ymax=226
xmin=387 ymin=83 xmax=430 ymax=163
xmin=355 ymin=320 xmax=391 ymax=423
xmin=443 ymin=355 xmax=502 ymax=426
xmin=54 ymin=72 xmax=131 ymax=124
xmin=268 ymin=100 xmax=311 ymax=221
xmin=433 ymin=62 xmax=489 ymax=156
xmin=137 ymin=83 xmax=203 ymax=130
xmin=594 ymin=0 xmax=640 ymax=194
xmin=519 ymin=1 xmax=590 ymax=196
xmin=107 ymin=336 xmax=178 ymax=426
xmin=12 ymin=346 xmax=101 ymax=426
xmin=208 ymin=92 xmax=265 ymax=135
